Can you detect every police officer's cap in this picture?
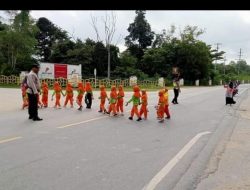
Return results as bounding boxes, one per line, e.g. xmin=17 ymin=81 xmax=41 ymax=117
xmin=31 ymin=63 xmax=40 ymax=68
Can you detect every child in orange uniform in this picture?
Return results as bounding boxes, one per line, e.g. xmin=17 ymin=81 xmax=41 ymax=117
xmin=41 ymin=81 xmax=49 ymax=108
xmin=106 ymin=86 xmax=118 ymax=116
xmin=164 ymin=87 xmax=170 ymax=119
xmin=76 ymin=82 xmax=85 ymax=111
xmin=116 ymin=85 xmax=125 ymax=116
xmin=85 ymin=82 xmax=93 ymax=109
xmin=126 ymin=85 xmax=142 ymax=121
xmin=64 ymin=83 xmax=74 ymax=108
xmin=156 ymin=89 xmax=166 ymax=123
xmin=51 ymin=82 xmax=64 ymax=109
xmin=140 ymin=89 xmax=148 ymax=120
xmin=21 ymin=84 xmax=29 ymax=109
xmin=37 ymin=93 xmax=43 ymax=108
xmin=98 ymin=85 xmax=109 ymax=113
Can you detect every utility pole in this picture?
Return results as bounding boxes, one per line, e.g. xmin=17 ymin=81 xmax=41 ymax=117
xmin=214 ymin=43 xmax=222 ymax=71
xmin=223 ymin=57 xmax=226 ymax=75
xmin=237 ymin=48 xmax=242 ymax=75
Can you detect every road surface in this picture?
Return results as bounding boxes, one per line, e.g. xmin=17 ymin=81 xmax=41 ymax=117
xmin=0 ymin=85 xmax=249 ymax=190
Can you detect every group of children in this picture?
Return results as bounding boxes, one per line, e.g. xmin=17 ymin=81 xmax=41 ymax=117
xmin=50 ymin=81 xmax=93 ymax=110
xmin=96 ymin=84 xmax=171 ymax=122
xmin=21 ymin=81 xmax=171 ymax=123
xmin=21 ymin=81 xmax=93 ymax=111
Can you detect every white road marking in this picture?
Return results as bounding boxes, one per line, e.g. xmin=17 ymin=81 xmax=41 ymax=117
xmin=57 ymin=105 xmax=155 ymax=129
xmin=57 ymin=116 xmax=107 ymax=128
xmin=142 ymin=131 xmax=211 ymax=190
xmin=0 ymin=136 xmax=23 ymax=144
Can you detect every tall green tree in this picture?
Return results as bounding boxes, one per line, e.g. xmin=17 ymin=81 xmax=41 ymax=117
xmin=49 ymin=40 xmax=75 ymax=63
xmin=36 ymin=17 xmax=68 ymax=62
xmin=141 ymin=25 xmax=213 ymax=82
xmin=113 ymin=51 xmax=147 ymax=79
xmin=125 ymin=10 xmax=154 ymax=61
xmin=0 ymin=10 xmax=38 ymax=74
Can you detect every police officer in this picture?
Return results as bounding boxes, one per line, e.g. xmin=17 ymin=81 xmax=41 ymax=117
xmin=27 ymin=63 xmax=43 ymax=121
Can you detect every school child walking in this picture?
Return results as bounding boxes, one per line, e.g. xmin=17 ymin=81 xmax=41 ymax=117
xmin=98 ymin=85 xmax=109 ymax=113
xmin=76 ymin=82 xmax=85 ymax=111
xmin=41 ymin=81 xmax=49 ymax=108
xmin=126 ymin=85 xmax=142 ymax=121
xmin=21 ymin=83 xmax=29 ymax=109
xmin=164 ymin=87 xmax=171 ymax=119
xmin=37 ymin=93 xmax=43 ymax=108
xmin=139 ymin=89 xmax=148 ymax=120
xmin=116 ymin=85 xmax=125 ymax=116
xmin=157 ymin=89 xmax=166 ymax=123
xmin=85 ymin=82 xmax=93 ymax=109
xmin=106 ymin=86 xmax=118 ymax=116
xmin=64 ymin=83 xmax=74 ymax=108
xmin=51 ymin=82 xmax=64 ymax=109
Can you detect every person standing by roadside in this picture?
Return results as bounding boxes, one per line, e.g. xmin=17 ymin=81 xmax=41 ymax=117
xmin=26 ymin=63 xmax=43 ymax=121
xmin=172 ymin=74 xmax=181 ymax=104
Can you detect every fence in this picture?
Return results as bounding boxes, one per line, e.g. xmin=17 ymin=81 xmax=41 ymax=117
xmin=0 ymin=75 xmax=162 ymax=88
xmin=4 ymin=75 xmax=247 ymax=88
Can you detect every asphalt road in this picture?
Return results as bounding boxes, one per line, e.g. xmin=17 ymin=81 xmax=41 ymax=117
xmin=0 ymin=85 xmax=249 ymax=190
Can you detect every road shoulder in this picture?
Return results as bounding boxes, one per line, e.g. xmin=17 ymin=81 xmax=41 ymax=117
xmin=196 ymin=89 xmax=250 ymax=190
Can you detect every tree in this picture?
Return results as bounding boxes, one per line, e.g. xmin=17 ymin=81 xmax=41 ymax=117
xmin=141 ymin=25 xmax=213 ymax=82
xmin=0 ymin=10 xmax=38 ymax=74
xmin=152 ymin=25 xmax=176 ymax=48
xmin=236 ymin=60 xmax=249 ymax=75
xmin=36 ymin=17 xmax=68 ymax=61
xmin=49 ymin=39 xmax=75 ymax=63
xmin=125 ymin=10 xmax=154 ymax=61
xmin=113 ymin=51 xmax=147 ymax=79
xmin=93 ymin=42 xmax=108 ymax=76
xmin=65 ymin=40 xmax=94 ymax=76
xmin=90 ymin=12 xmax=118 ymax=79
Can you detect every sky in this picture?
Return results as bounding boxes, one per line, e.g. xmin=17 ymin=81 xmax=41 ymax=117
xmin=1 ymin=10 xmax=250 ymax=64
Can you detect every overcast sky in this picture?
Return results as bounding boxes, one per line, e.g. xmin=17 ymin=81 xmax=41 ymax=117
xmin=1 ymin=11 xmax=250 ymax=64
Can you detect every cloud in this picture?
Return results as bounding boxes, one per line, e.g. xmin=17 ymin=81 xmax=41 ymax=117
xmin=1 ymin=10 xmax=249 ymax=64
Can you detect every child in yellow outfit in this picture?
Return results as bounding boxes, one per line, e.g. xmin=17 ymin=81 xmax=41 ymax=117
xmin=164 ymin=87 xmax=171 ymax=119
xmin=156 ymin=89 xmax=166 ymax=123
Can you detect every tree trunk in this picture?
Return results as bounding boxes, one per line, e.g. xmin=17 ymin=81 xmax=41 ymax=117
xmin=11 ymin=49 xmax=14 ymax=70
xmin=7 ymin=44 xmax=10 ymax=65
xmin=13 ymin=55 xmax=17 ymax=71
xmin=107 ymin=45 xmax=111 ymax=79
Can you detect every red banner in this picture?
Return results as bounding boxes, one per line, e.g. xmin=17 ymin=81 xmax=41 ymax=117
xmin=54 ymin=64 xmax=67 ymax=78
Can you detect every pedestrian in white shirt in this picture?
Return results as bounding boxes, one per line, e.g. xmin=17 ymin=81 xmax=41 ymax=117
xmin=27 ymin=63 xmax=43 ymax=121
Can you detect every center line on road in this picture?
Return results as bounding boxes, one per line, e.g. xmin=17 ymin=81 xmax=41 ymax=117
xmin=57 ymin=116 xmax=107 ymax=129
xmin=142 ymin=131 xmax=211 ymax=190
xmin=0 ymin=136 xmax=23 ymax=144
xmin=57 ymin=105 xmax=155 ymax=129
